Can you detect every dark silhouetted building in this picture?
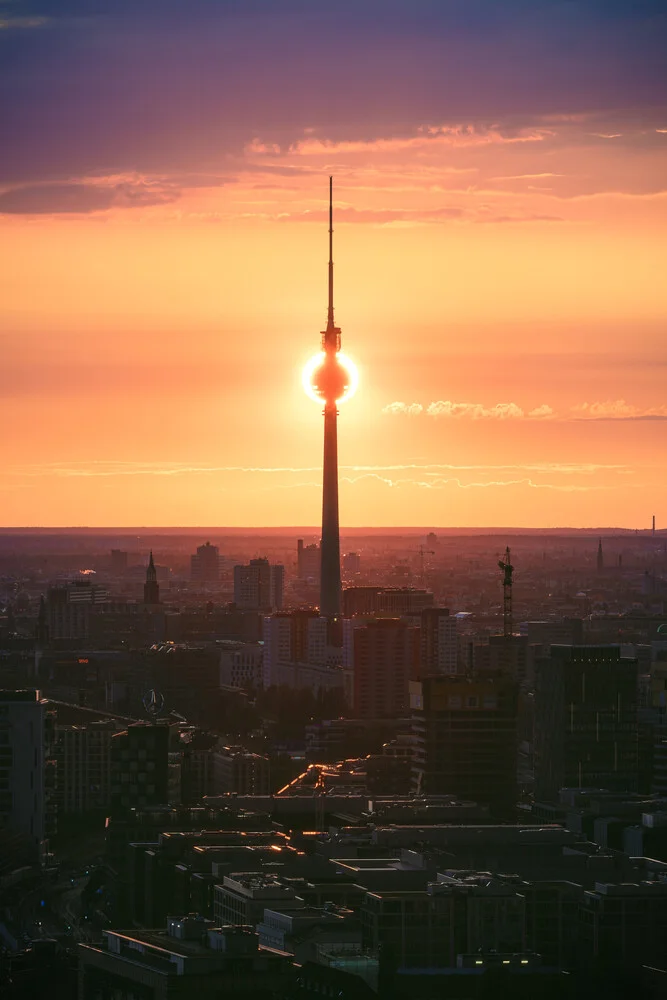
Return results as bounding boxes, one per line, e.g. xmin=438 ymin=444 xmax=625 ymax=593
xmin=110 ymin=723 xmax=169 ymax=814
xmin=0 ymin=689 xmax=51 ymax=857
xmin=534 ymin=645 xmax=639 ymax=802
xmin=77 ymin=918 xmax=291 ymax=1000
xmin=233 ymin=558 xmax=284 ymax=611
xmin=343 ymin=587 xmax=434 ymax=618
xmin=297 ymin=538 xmax=321 ymax=581
xmin=212 ymin=745 xmax=271 ymax=795
xmin=345 ymin=618 xmax=420 ymax=720
xmin=47 ymin=581 xmax=108 ymax=641
xmin=343 ymin=551 xmax=361 ymax=576
xmin=411 ymin=673 xmax=518 ymax=817
xmin=420 ymin=607 xmax=458 ymax=676
xmin=190 ymin=542 xmax=220 ymax=584
xmin=143 ymin=550 xmax=160 ymax=605
xmin=110 ymin=548 xmax=128 ymax=574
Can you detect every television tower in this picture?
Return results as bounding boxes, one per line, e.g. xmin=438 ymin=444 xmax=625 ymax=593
xmin=303 ymin=179 xmax=358 ymax=619
xmin=320 ymin=178 xmax=343 ymax=618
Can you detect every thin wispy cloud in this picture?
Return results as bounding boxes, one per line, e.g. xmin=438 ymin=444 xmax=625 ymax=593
xmin=427 ymin=400 xmax=525 ymax=419
xmin=6 ymin=460 xmax=630 ymax=479
xmin=382 ymin=402 xmax=424 ymax=416
xmin=340 ymin=474 xmax=610 ymax=493
xmin=572 ymin=400 xmax=667 ymax=420
xmin=0 ymin=16 xmax=50 ymax=31
xmin=382 ymin=400 xmax=666 ymax=422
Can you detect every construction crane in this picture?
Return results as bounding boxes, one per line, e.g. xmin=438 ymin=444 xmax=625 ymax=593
xmin=498 ymin=546 xmax=514 ymax=638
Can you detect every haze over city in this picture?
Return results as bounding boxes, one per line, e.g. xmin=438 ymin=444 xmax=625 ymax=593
xmin=1 ymin=1 xmax=666 ymax=528
xmin=2 ymin=4 xmax=667 ymax=1000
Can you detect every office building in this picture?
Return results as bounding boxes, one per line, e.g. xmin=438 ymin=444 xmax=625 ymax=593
xmin=486 ymin=633 xmax=534 ymax=686
xmin=53 ymin=719 xmax=119 ymax=815
xmin=110 ymin=549 xmax=128 ymax=574
xmin=110 ymin=722 xmax=170 ymax=815
xmin=263 ymin=610 xmax=331 ymax=687
xmin=345 ymin=618 xmax=420 ymax=720
xmin=233 ymin=558 xmax=284 ymax=611
xmin=343 ymin=587 xmax=434 ymax=618
xmin=297 ymin=538 xmax=321 ymax=581
xmin=218 ymin=641 xmax=263 ymax=690
xmin=190 ymin=542 xmax=220 ymax=584
xmin=0 ymin=689 xmax=51 ymax=856
xmin=211 ymin=745 xmax=271 ymax=795
xmin=47 ymin=581 xmax=108 ymax=641
xmin=78 ymin=918 xmax=291 ymax=1000
xmin=343 ymin=551 xmax=361 ymax=576
xmin=518 ymin=619 xmax=584 ymax=653
xmin=411 ymin=673 xmax=518 ymax=817
xmin=361 ymin=874 xmax=526 ymax=970
xmin=420 ymin=607 xmax=458 ymax=676
xmin=534 ymin=645 xmax=639 ymax=802
xmin=578 ymin=881 xmax=667 ymax=967
xmin=215 ymin=874 xmax=298 ymax=927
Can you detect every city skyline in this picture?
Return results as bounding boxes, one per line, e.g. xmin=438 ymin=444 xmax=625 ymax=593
xmin=1 ymin=1 xmax=666 ymax=527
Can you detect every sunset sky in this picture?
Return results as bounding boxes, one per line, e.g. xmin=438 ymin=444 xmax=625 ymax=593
xmin=1 ymin=0 xmax=666 ymax=528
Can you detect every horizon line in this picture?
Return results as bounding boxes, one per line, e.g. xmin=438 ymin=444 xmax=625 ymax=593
xmin=0 ymin=525 xmax=663 ymax=535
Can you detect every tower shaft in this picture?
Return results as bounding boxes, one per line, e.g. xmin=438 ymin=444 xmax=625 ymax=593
xmin=319 ymin=176 xmax=342 ymax=619
xmin=321 ymin=401 xmax=341 ymax=617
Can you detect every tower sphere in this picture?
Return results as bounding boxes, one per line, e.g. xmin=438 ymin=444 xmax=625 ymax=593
xmin=303 ymin=351 xmax=358 ymax=405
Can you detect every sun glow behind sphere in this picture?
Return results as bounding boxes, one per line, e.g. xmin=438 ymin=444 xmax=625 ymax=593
xmin=302 ymin=351 xmax=359 ymax=405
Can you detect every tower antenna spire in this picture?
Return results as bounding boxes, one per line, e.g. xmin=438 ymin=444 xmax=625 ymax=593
xmin=327 ymin=175 xmax=334 ymax=331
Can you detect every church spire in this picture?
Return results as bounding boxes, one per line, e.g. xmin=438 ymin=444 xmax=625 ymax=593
xmin=144 ymin=551 xmax=160 ymax=604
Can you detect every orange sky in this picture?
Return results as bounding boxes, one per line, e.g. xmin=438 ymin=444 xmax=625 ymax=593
xmin=1 ymin=5 xmax=666 ymax=527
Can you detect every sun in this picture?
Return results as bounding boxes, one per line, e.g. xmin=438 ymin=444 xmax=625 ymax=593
xmin=302 ymin=351 xmax=359 ymax=405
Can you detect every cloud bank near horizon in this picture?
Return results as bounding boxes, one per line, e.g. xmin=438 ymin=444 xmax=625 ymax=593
xmin=383 ymin=399 xmax=667 ymax=421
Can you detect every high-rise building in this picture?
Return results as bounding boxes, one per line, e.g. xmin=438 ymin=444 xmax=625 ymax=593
xmin=420 ymin=608 xmax=458 ymax=676
xmin=53 ymin=719 xmax=120 ymax=815
xmin=262 ymin=611 xmax=331 ymax=688
xmin=47 ymin=581 xmax=109 ymax=641
xmin=144 ymin=550 xmax=160 ymax=605
xmin=297 ymin=539 xmax=320 ymax=581
xmin=411 ymin=673 xmax=518 ymax=818
xmin=518 ymin=618 xmax=584 ymax=653
xmin=0 ymin=689 xmax=52 ymax=856
xmin=342 ymin=551 xmax=361 ymax=576
xmin=218 ymin=641 xmax=264 ymax=690
xmin=345 ymin=618 xmax=420 ymax=720
xmin=233 ymin=558 xmax=284 ymax=612
xmin=110 ymin=723 xmax=170 ymax=815
xmin=486 ymin=634 xmax=534 ymax=687
xmin=190 ymin=542 xmax=220 ymax=584
xmin=534 ymin=645 xmax=639 ymax=802
xmin=110 ymin=549 xmax=128 ymax=574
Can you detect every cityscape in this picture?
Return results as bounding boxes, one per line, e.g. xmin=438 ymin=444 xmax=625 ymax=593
xmin=2 ymin=2 xmax=667 ymax=999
